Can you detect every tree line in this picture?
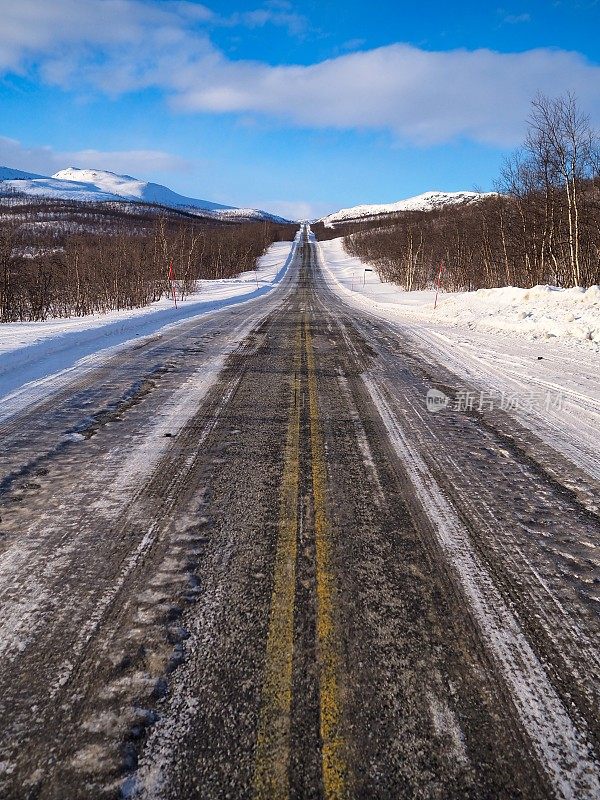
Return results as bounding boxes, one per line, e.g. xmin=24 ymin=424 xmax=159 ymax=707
xmin=342 ymin=94 xmax=600 ymax=291
xmin=0 ymin=198 xmax=295 ymax=322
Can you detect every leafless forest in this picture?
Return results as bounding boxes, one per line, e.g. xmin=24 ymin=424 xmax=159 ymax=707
xmin=2 ymin=94 xmax=598 ymax=323
xmin=0 ymin=198 xmax=295 ymax=322
xmin=333 ymin=95 xmax=600 ymax=291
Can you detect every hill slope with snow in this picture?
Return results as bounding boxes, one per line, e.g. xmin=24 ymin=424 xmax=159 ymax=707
xmin=0 ymin=173 xmax=127 ymax=203
xmin=320 ymin=190 xmax=493 ymax=226
xmin=0 ymin=166 xmax=289 ymax=222
xmin=52 ymin=168 xmax=233 ymax=212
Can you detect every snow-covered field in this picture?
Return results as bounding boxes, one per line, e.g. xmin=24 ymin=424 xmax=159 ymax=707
xmin=319 ymin=238 xmax=600 ymax=348
xmin=318 ymin=236 xmax=600 ymax=486
xmin=0 ymin=238 xmax=296 ymax=407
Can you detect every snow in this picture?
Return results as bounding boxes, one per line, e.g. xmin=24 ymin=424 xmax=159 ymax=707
xmin=0 ymin=165 xmax=290 ymax=222
xmin=319 ymin=238 xmax=600 ymax=347
xmin=0 ymin=237 xmax=298 ymax=417
xmin=320 ymin=190 xmax=492 ymax=226
xmin=211 ymin=207 xmax=289 ymax=223
xmin=318 ymin=236 xmax=600 ymax=484
xmin=52 ymin=168 xmax=232 ymax=212
xmin=365 ymin=375 xmax=600 ymax=800
xmin=0 ymin=175 xmax=123 ymax=203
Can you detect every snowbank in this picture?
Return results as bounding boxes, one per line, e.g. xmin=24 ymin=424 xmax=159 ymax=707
xmin=318 ymin=234 xmax=600 ymax=487
xmin=0 ymin=237 xmax=297 ymax=402
xmin=318 ymin=238 xmax=600 ymax=349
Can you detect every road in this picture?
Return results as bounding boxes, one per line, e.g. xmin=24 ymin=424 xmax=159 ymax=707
xmin=0 ymin=225 xmax=598 ymax=799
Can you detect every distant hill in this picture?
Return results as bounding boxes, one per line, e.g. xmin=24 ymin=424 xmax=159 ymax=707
xmin=52 ymin=168 xmax=233 ymax=212
xmin=319 ymin=191 xmax=494 ymax=226
xmin=0 ymin=166 xmax=291 ymax=223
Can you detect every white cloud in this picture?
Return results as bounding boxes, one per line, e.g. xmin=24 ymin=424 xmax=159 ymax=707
xmin=0 ymin=137 xmax=57 ymax=175
xmin=0 ymin=0 xmax=215 ymax=94
xmin=0 ymin=135 xmax=189 ymax=177
xmin=340 ymin=38 xmax=367 ymax=52
xmin=223 ymin=8 xmax=308 ymax=37
xmin=1 ymin=1 xmax=599 ymax=147
xmin=63 ymin=148 xmax=190 ymax=174
xmin=503 ymin=13 xmax=531 ymax=24
xmin=172 ymin=45 xmax=600 ymax=146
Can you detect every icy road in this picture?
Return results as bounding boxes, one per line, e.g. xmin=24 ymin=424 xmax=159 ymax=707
xmin=0 ymin=226 xmax=599 ymax=799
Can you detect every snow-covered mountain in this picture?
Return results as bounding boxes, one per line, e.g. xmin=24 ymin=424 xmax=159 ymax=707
xmin=319 ymin=191 xmax=493 ymax=226
xmin=0 ymin=166 xmax=289 ymax=223
xmin=52 ymin=168 xmax=233 ymax=212
xmin=0 ymin=171 xmax=128 ymax=203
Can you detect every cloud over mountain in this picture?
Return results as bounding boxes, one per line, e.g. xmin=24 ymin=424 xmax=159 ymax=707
xmin=0 ymin=136 xmax=188 ymax=179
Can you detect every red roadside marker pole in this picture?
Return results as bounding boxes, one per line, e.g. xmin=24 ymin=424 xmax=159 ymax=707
xmin=434 ymin=260 xmax=445 ymax=310
xmin=169 ymin=260 xmax=178 ymax=309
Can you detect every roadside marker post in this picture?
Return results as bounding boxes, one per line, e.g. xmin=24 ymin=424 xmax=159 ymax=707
xmin=169 ymin=260 xmax=178 ymax=309
xmin=364 ymin=268 xmax=373 ymax=286
xmin=433 ymin=260 xmax=445 ymax=310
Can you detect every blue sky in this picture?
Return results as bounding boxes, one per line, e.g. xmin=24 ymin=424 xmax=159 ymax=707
xmin=1 ymin=0 xmax=599 ymax=218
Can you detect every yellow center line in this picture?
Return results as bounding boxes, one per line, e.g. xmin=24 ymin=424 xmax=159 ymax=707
xmin=253 ymin=322 xmax=302 ymax=800
xmin=304 ymin=313 xmax=349 ymax=800
xmin=254 ymin=300 xmax=349 ymax=800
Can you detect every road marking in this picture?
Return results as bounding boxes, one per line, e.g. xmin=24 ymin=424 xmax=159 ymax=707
xmin=304 ymin=314 xmax=349 ymax=800
xmin=253 ymin=323 xmax=302 ymax=800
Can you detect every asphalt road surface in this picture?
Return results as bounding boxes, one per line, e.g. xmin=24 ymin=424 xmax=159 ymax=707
xmin=0 ymin=226 xmax=598 ymax=799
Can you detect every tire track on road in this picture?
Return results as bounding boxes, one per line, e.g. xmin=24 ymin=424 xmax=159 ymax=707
xmin=364 ymin=374 xmax=600 ymax=800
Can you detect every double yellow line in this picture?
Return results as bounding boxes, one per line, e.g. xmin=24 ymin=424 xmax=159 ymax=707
xmin=304 ymin=315 xmax=348 ymax=800
xmin=253 ymin=323 xmax=302 ymax=799
xmin=253 ymin=312 xmax=348 ymax=800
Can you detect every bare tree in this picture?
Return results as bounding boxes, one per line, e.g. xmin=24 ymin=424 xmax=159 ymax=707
xmin=345 ymin=93 xmax=599 ymax=293
xmin=0 ymin=196 xmax=296 ymax=322
xmin=527 ymin=92 xmax=597 ymax=286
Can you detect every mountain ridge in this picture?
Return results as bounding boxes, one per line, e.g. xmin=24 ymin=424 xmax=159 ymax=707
xmin=0 ymin=165 xmax=290 ymax=223
xmin=52 ymin=167 xmax=233 ymax=212
xmin=319 ymin=190 xmax=494 ymax=226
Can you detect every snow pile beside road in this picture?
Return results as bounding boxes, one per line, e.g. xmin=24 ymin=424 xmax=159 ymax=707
xmin=0 ymin=237 xmax=297 ymax=402
xmin=319 ymin=237 xmax=600 ymax=348
xmin=439 ymin=284 xmax=600 ymax=344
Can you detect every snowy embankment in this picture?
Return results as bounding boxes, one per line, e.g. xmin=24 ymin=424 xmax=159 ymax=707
xmin=318 ymin=236 xmax=600 ymax=485
xmin=0 ymin=237 xmax=297 ymax=403
xmin=319 ymin=237 xmax=600 ymax=348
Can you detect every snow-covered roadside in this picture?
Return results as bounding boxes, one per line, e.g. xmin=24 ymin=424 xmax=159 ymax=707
xmin=318 ymin=237 xmax=600 ymax=348
xmin=317 ymin=236 xmax=600 ymax=484
xmin=0 ymin=237 xmax=297 ymax=403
